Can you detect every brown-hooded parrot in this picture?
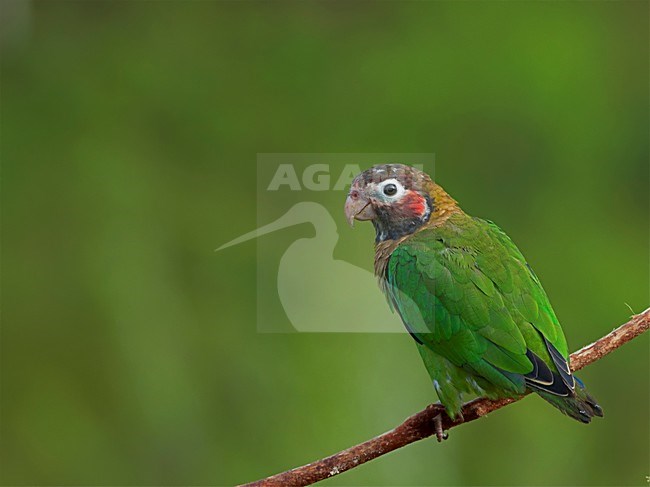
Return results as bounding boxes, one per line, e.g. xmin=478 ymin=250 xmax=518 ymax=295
xmin=345 ymin=164 xmax=602 ymax=440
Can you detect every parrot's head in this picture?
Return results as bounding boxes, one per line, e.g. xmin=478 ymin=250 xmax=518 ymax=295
xmin=345 ymin=164 xmax=459 ymax=242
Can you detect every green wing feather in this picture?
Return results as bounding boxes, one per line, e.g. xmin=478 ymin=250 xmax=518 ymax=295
xmin=385 ymin=213 xmax=572 ymax=414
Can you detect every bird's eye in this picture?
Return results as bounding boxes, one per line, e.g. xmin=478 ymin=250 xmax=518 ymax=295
xmin=383 ymin=183 xmax=398 ymax=196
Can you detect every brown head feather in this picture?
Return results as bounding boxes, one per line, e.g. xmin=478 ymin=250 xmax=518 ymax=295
xmin=345 ymin=164 xmax=462 ymax=279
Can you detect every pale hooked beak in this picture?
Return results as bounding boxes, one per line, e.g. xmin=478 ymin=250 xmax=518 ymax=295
xmin=345 ymin=188 xmax=376 ymax=226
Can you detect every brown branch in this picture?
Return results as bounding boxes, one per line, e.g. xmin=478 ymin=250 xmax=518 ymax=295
xmin=240 ymin=308 xmax=650 ymax=487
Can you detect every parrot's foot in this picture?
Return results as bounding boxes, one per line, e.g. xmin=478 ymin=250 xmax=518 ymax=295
xmin=433 ymin=411 xmax=465 ymax=442
xmin=433 ymin=414 xmax=448 ymax=442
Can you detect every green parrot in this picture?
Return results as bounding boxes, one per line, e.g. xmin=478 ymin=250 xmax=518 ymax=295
xmin=345 ymin=164 xmax=602 ymax=439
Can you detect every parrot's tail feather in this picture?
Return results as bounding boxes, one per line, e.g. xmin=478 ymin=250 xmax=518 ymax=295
xmin=535 ymin=378 xmax=603 ymax=423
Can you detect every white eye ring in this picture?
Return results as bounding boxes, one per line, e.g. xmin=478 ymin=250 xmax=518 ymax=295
xmin=378 ymin=178 xmax=404 ymax=198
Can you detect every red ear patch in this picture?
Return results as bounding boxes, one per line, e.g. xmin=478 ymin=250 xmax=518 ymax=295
xmin=402 ymin=191 xmax=427 ymax=217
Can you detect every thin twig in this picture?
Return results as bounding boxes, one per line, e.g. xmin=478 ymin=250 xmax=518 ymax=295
xmin=240 ymin=308 xmax=650 ymax=487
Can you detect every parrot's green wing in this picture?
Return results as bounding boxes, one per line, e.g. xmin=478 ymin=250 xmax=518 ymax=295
xmin=385 ymin=213 xmax=575 ymax=411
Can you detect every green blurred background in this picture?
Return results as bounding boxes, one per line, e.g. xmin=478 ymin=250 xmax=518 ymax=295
xmin=1 ymin=1 xmax=648 ymax=485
